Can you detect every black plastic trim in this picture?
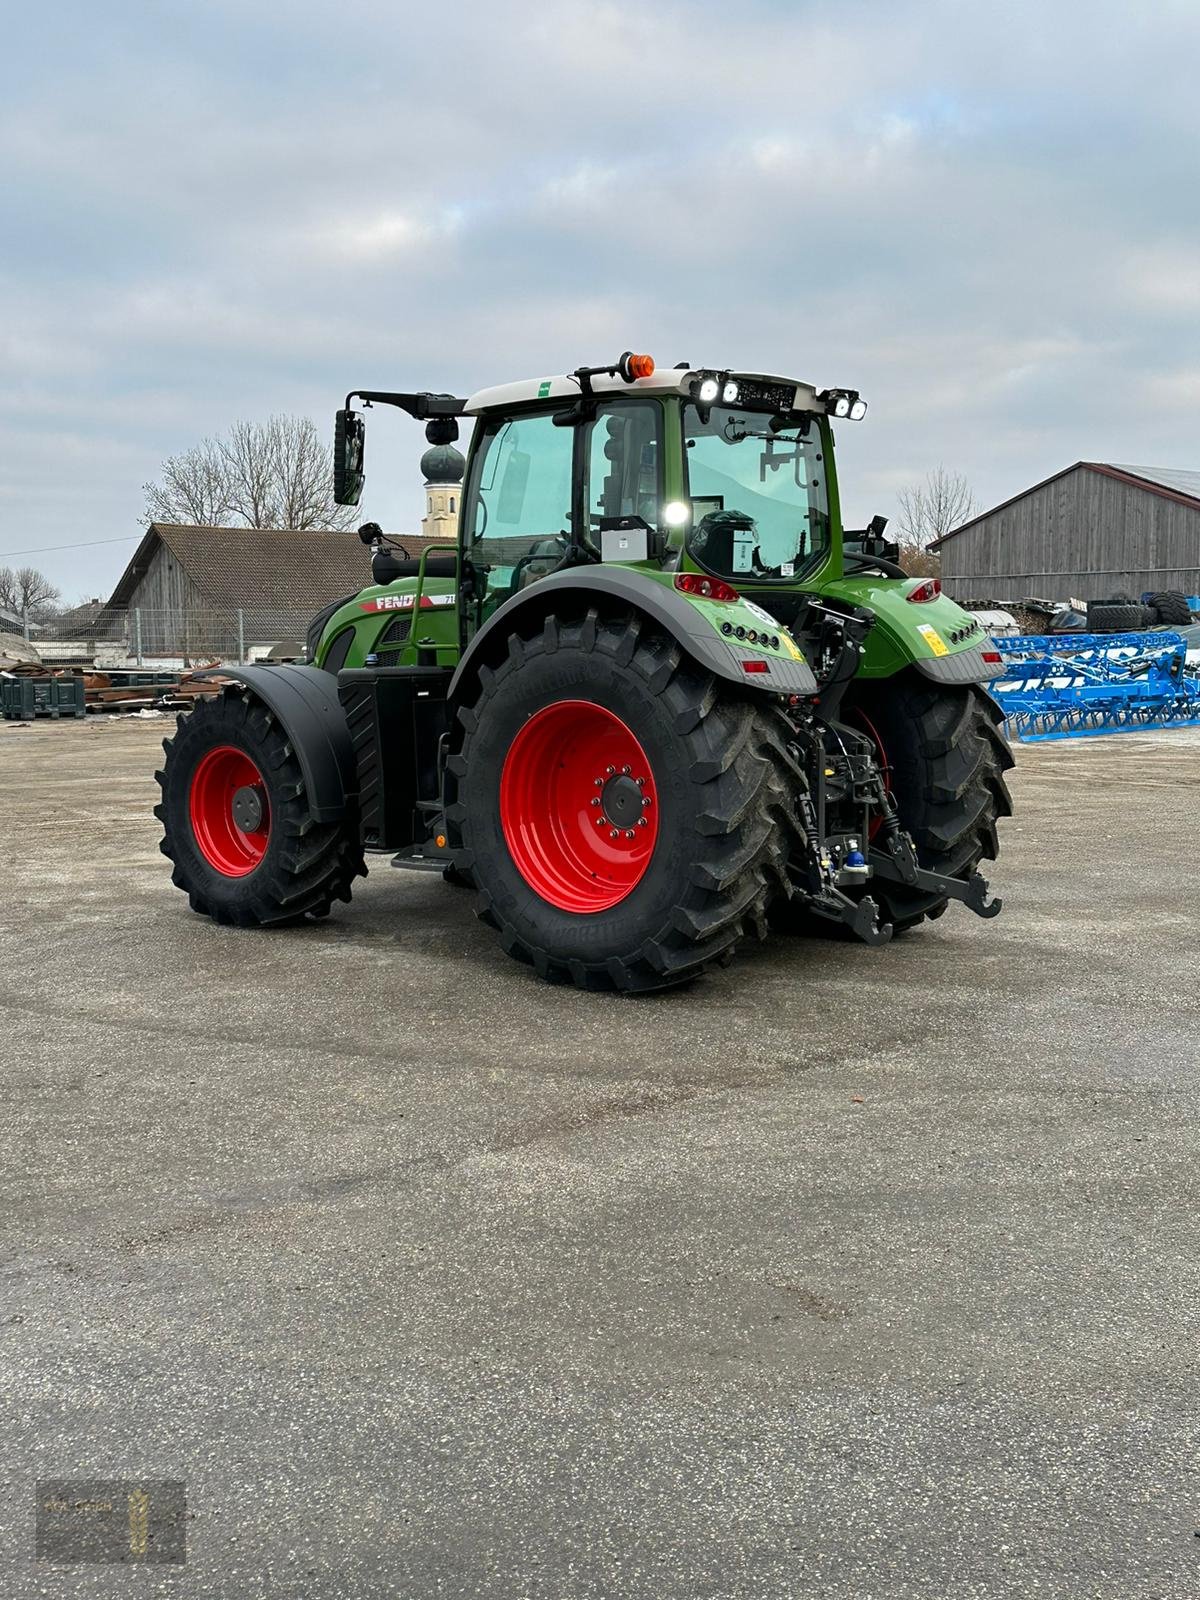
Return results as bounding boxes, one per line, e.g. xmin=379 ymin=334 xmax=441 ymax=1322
xmin=305 ymin=591 xmax=358 ymax=663
xmin=200 ymin=664 xmax=356 ymax=821
xmin=448 ymin=566 xmax=818 ymax=703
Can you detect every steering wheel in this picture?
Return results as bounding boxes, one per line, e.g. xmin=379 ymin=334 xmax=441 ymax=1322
xmin=508 ymin=534 xmax=575 ymax=594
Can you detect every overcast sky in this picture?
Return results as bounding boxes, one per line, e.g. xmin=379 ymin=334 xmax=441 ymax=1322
xmin=3 ymin=0 xmax=1198 ymax=600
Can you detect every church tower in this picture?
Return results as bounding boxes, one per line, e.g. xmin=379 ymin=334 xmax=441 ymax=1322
xmin=419 ymin=442 xmax=466 ymax=542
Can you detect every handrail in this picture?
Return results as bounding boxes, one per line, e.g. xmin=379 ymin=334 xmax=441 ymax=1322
xmin=409 ymin=541 xmax=460 ymax=663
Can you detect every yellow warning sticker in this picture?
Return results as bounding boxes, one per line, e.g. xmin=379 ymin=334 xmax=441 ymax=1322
xmin=781 ymin=632 xmax=804 ymax=660
xmin=917 ymin=623 xmax=949 ymax=657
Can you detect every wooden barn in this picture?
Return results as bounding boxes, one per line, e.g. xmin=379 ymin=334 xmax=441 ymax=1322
xmin=105 ymin=523 xmax=429 ymax=657
xmin=932 ymin=463 xmax=1200 ymax=602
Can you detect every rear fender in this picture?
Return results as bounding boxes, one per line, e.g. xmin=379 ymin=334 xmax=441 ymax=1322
xmin=448 ymin=566 xmax=818 ymax=707
xmin=203 ymin=664 xmax=355 ymax=822
xmin=819 ymin=576 xmax=1002 ymax=683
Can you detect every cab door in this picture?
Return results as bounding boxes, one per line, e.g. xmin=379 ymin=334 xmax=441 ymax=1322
xmin=461 ymin=408 xmax=577 ymax=630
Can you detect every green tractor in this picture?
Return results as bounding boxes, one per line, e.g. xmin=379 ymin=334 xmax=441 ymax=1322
xmin=156 ymin=352 xmax=1013 ymax=991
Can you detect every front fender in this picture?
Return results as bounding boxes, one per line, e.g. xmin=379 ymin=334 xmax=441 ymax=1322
xmin=448 ymin=566 xmax=818 ymax=706
xmin=203 ymin=664 xmax=356 ymax=822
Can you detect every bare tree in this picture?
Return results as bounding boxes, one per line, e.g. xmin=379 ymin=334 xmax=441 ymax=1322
xmin=143 ymin=415 xmax=358 ymax=531
xmin=143 ymin=436 xmax=235 ymax=526
xmin=0 ymin=565 xmax=61 ymax=620
xmin=221 ymin=418 xmax=278 ymax=529
xmin=267 ymin=415 xmax=354 ymax=531
xmin=896 ymin=466 xmax=976 ymax=553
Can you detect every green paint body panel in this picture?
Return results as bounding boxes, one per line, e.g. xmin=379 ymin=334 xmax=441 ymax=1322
xmin=314 ymin=578 xmax=458 ymax=670
xmin=811 ymin=577 xmax=986 ymax=676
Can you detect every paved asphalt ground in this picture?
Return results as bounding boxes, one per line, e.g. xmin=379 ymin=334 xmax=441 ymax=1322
xmin=0 ymin=713 xmax=1196 ymax=1599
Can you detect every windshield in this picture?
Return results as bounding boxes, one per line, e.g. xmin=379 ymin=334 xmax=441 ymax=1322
xmin=683 ymin=405 xmax=830 ymax=581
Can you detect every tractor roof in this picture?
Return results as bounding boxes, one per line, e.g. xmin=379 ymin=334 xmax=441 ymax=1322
xmin=464 ymin=368 xmax=826 ymax=416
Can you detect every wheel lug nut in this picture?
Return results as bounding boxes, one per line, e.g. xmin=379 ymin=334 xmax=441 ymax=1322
xmin=594 ymin=778 xmax=603 ymax=788
xmin=625 ymin=830 xmax=634 ymax=839
xmin=590 ymin=797 xmax=601 ymax=807
xmin=609 ymin=829 xmax=619 ymax=840
xmin=621 ymin=765 xmax=631 ymax=774
xmin=636 ymin=777 xmax=645 ymax=787
xmin=638 ymin=818 xmax=648 ymax=828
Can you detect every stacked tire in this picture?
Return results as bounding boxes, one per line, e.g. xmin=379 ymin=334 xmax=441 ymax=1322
xmin=1145 ymin=590 xmax=1194 ymax=626
xmin=1086 ymin=596 xmax=1155 ymax=633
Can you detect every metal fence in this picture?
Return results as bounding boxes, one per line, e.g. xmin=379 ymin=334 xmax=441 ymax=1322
xmin=20 ymin=607 xmax=317 ymax=667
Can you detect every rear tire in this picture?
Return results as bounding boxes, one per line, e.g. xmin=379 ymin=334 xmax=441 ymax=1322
xmin=842 ymin=675 xmax=1013 ymax=932
xmin=447 ymin=610 xmax=801 ymax=992
xmin=156 ymin=688 xmax=366 ymax=926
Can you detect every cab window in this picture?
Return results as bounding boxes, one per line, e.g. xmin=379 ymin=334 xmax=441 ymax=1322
xmin=583 ymin=402 xmax=660 ymax=541
xmin=467 ymin=410 xmax=576 ymax=606
xmin=683 ymin=405 xmax=830 ymax=581
xmin=471 ymin=411 xmax=573 ymax=548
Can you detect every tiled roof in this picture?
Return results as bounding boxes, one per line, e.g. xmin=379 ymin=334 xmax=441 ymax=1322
xmin=108 ymin=524 xmax=437 ymax=611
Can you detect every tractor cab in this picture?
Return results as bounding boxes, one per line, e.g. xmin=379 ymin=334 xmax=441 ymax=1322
xmin=455 ymin=358 xmax=859 ymax=622
xmin=329 ymin=354 xmax=877 ymax=651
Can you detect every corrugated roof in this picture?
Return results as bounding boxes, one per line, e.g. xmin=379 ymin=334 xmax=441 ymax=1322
xmin=931 ymin=460 xmax=1200 ymax=549
xmin=1107 ymin=463 xmax=1200 ymax=501
xmin=108 ymin=524 xmax=437 ymax=611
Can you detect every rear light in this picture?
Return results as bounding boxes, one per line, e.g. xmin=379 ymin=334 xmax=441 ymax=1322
xmin=981 ymin=650 xmax=1002 ymax=663
xmin=674 ymin=572 xmax=740 ymax=603
xmin=906 ymin=578 xmax=942 ymax=603
xmin=741 ymin=659 xmax=769 ymax=674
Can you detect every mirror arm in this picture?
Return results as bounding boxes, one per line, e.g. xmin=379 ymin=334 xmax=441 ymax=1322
xmin=345 ymin=390 xmax=467 ymax=419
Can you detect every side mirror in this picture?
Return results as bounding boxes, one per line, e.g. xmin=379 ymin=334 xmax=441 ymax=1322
xmin=334 ymin=409 xmax=365 ymax=505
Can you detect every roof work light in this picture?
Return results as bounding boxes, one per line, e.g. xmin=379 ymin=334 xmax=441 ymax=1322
xmin=817 ymin=387 xmax=867 ymax=421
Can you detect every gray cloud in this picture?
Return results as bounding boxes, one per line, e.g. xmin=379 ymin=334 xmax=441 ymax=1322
xmin=2 ymin=0 xmax=1197 ymax=594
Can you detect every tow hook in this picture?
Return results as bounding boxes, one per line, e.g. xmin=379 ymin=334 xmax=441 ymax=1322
xmin=868 ymin=849 xmax=1003 ymax=920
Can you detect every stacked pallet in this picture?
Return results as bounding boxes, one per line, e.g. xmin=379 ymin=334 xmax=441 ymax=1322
xmin=1 ymin=665 xmax=227 ymax=719
xmin=82 ymin=668 xmax=224 ymax=712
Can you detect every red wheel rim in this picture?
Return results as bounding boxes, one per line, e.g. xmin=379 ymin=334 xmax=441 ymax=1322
xmin=499 ymin=700 xmax=659 ymax=913
xmin=188 ymin=745 xmax=270 ymax=876
xmin=845 ymin=706 xmax=891 ymax=841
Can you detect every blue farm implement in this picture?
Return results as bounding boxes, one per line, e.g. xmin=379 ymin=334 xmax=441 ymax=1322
xmin=989 ymin=631 xmax=1200 ymax=741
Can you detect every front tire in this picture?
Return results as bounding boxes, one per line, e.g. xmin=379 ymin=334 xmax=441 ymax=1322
xmin=447 ymin=611 xmax=800 ymax=992
xmin=156 ymin=688 xmax=366 ymax=926
xmin=843 ymin=675 xmax=1013 ymax=931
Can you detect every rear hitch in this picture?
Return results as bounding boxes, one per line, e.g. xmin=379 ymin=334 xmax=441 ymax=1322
xmin=869 ymin=847 xmax=1003 ymax=920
